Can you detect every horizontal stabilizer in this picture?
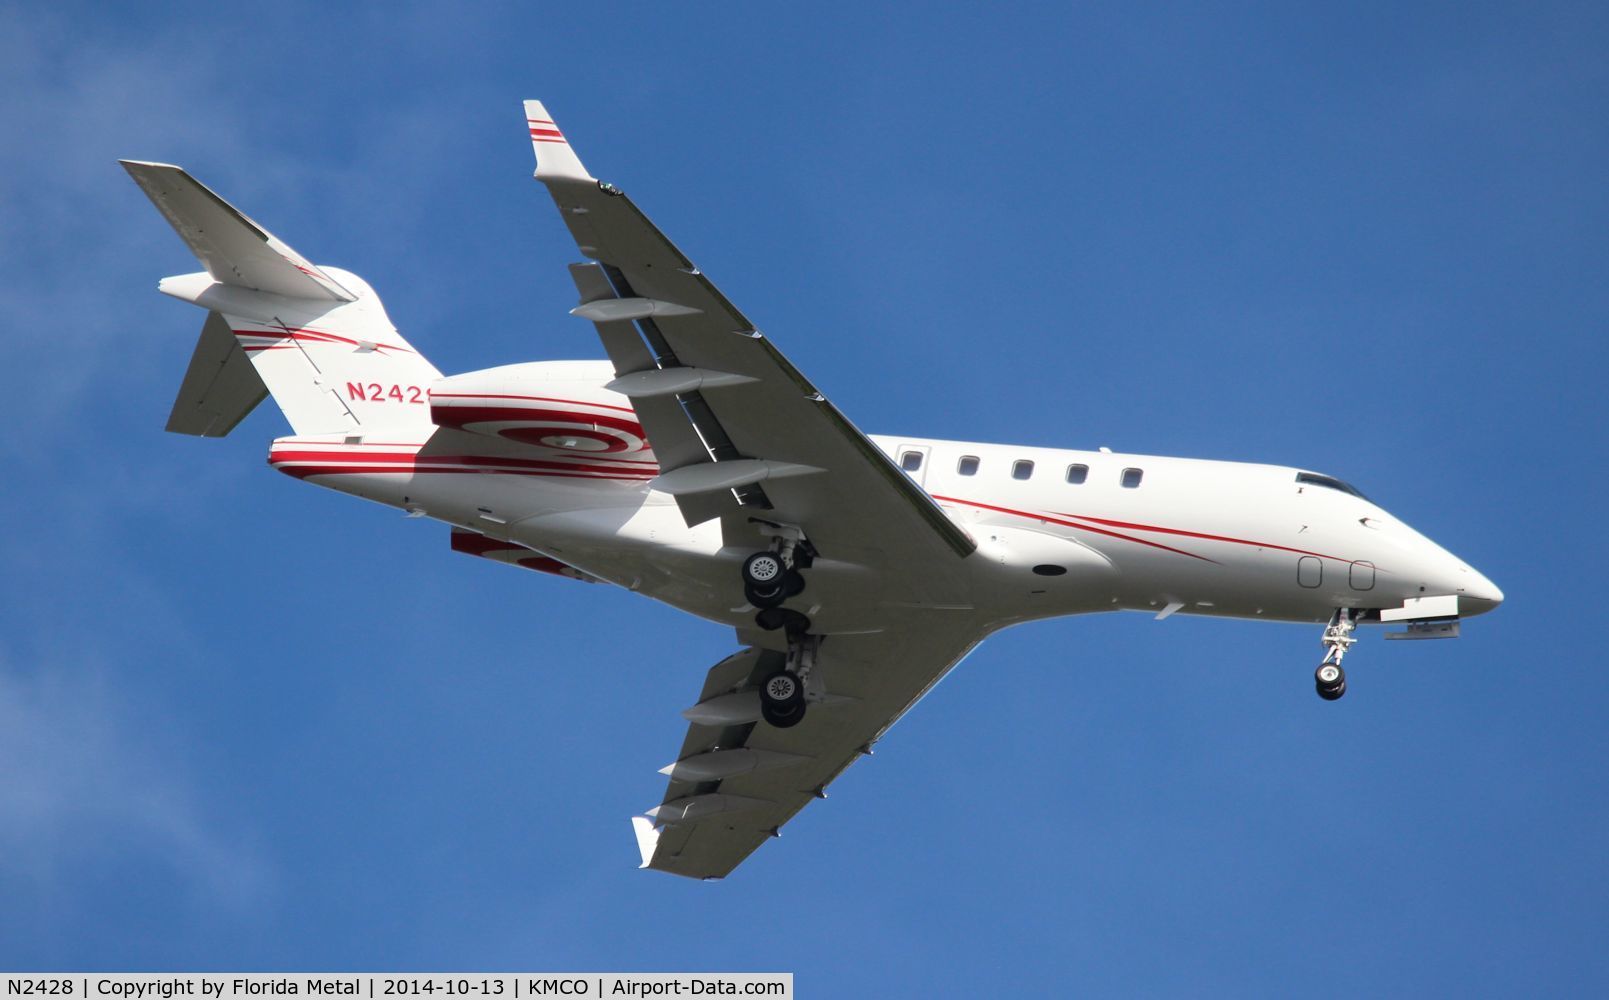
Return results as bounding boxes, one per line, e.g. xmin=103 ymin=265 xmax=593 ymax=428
xmin=121 ymin=160 xmax=356 ymax=302
xmin=166 ymin=311 xmax=268 ymax=436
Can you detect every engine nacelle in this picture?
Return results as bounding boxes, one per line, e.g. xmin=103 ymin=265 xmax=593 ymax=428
xmin=429 ymin=360 xmax=653 ymax=458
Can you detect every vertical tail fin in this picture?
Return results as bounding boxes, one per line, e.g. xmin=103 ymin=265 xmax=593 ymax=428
xmin=124 ymin=161 xmax=441 ymax=436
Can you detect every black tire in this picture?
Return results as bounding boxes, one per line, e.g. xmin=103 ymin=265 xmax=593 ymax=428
xmin=782 ymin=570 xmax=806 ymax=598
xmin=742 ymin=551 xmax=786 ymax=589
xmin=1315 ymin=663 xmax=1346 ymax=700
xmin=745 ymin=582 xmax=786 ymax=609
xmin=755 ymin=607 xmax=788 ymax=631
xmin=761 ymin=699 xmax=806 ymax=728
xmin=759 ymin=669 xmax=807 ymax=728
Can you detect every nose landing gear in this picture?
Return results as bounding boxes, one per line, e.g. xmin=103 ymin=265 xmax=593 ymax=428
xmin=1316 ymin=661 xmax=1346 ymax=701
xmin=1315 ymin=608 xmax=1357 ymax=701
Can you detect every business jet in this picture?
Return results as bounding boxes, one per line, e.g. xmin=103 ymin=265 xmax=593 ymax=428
xmin=122 ymin=100 xmax=1502 ymax=880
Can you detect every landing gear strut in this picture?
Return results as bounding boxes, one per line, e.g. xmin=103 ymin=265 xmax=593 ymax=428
xmin=760 ymin=631 xmax=819 ymax=729
xmin=1315 ymin=608 xmax=1356 ymax=701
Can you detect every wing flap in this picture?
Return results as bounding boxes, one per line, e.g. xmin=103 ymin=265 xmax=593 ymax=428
xmin=516 ymin=102 xmax=992 ymax=878
xmin=525 ymin=102 xmax=975 ymax=569
xmin=564 ymin=263 xmax=712 ymax=477
xmin=639 ymin=619 xmax=982 ymax=879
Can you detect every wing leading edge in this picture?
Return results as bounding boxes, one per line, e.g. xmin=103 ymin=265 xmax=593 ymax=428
xmin=520 ymin=100 xmax=988 ymax=877
xmin=639 ymin=621 xmax=983 ymax=879
xmin=521 ymin=100 xmax=975 ymax=576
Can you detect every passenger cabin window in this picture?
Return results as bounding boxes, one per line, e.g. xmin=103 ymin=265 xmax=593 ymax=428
xmin=1295 ymin=471 xmax=1370 ymax=501
xmin=900 ymin=451 xmax=923 ymax=472
xmin=1121 ymin=467 xmax=1143 ymax=488
xmin=1066 ymin=464 xmax=1088 ymax=484
xmin=1012 ymin=460 xmax=1035 ymax=480
xmin=958 ymin=456 xmax=979 ymax=476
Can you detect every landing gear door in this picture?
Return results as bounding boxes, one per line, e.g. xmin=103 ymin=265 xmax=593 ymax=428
xmin=895 ymin=444 xmax=931 ymax=487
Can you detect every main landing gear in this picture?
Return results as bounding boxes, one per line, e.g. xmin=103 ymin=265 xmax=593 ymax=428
xmin=758 ymin=629 xmax=819 ymax=729
xmin=741 ymin=521 xmax=811 ymax=612
xmin=1315 ymin=608 xmax=1357 ymax=701
xmin=742 ymin=551 xmax=805 ymax=609
xmin=742 ymin=523 xmax=818 ymax=729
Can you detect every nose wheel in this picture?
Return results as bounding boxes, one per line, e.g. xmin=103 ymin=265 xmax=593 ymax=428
xmin=1314 ymin=608 xmax=1357 ymax=701
xmin=1315 ymin=662 xmax=1347 ymax=700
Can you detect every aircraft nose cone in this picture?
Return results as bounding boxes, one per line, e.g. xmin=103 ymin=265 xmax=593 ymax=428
xmin=1460 ymin=567 xmax=1504 ymax=617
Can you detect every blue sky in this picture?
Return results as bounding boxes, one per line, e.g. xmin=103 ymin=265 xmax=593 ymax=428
xmin=2 ymin=0 xmax=1606 ymax=992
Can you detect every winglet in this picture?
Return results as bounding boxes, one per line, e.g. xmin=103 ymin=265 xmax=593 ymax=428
xmin=523 ymin=100 xmax=595 ymax=184
xmin=630 ymin=815 xmax=661 ymax=869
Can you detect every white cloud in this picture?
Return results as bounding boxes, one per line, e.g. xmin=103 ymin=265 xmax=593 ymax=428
xmin=0 ymin=4 xmax=490 ymax=455
xmin=0 ymin=648 xmax=271 ymax=906
xmin=0 ymin=9 xmax=276 ymax=438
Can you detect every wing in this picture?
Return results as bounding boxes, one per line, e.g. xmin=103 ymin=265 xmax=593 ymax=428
xmin=521 ymin=100 xmax=990 ymax=878
xmin=522 ymin=101 xmax=976 ymax=605
xmin=636 ymin=617 xmax=982 ymax=879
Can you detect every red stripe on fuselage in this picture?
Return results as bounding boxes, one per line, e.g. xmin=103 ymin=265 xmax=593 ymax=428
xmin=233 ymin=326 xmax=414 ymax=356
xmin=1053 ymin=513 xmax=1366 ymax=566
xmin=273 ymin=463 xmax=650 ymax=483
xmin=932 ymin=496 xmax=1219 ymax=564
xmin=268 ymin=449 xmax=657 ymax=478
xmin=428 ymin=392 xmax=637 ymax=414
xmin=429 ymin=405 xmax=646 ymax=439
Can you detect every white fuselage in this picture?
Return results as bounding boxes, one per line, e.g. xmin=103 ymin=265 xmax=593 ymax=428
xmin=125 ymin=128 xmax=1507 ymax=880
xmin=266 ymin=361 xmax=1502 ymax=639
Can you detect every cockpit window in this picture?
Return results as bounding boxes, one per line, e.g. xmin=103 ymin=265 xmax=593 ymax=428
xmin=1296 ymin=472 xmax=1370 ymax=501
